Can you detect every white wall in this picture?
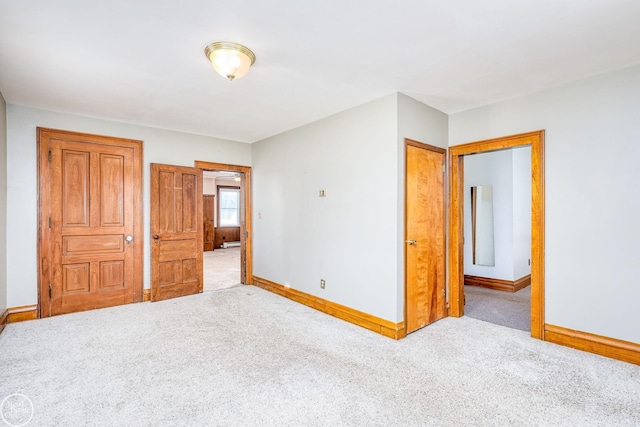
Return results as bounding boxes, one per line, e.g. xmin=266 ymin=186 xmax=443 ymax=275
xmin=203 ymin=177 xmax=216 ymax=194
xmin=0 ymin=92 xmax=7 ymax=315
xmin=203 ymin=176 xmax=239 ymax=195
xmin=512 ymin=147 xmax=531 ymax=279
xmin=216 ymin=177 xmax=240 ymax=188
xmin=6 ymin=105 xmax=251 ymax=307
xmin=463 ymin=147 xmax=531 ymax=281
xmin=450 ymin=65 xmax=640 ymax=343
xmin=251 ymin=93 xmax=447 ymax=323
xmin=396 ymin=93 xmax=448 ymax=314
xmin=464 ymin=150 xmax=514 ymax=280
xmin=252 ymin=94 xmax=400 ymax=322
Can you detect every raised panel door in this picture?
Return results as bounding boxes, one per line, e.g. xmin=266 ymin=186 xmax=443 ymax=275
xmin=150 ymin=164 xmax=203 ymax=301
xmin=39 ymin=129 xmax=142 ymax=317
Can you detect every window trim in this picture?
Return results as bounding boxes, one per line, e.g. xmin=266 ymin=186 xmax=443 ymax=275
xmin=217 ymin=185 xmax=241 ymax=227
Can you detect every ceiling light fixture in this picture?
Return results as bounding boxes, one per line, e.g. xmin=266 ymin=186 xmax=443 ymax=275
xmin=204 ymin=42 xmax=256 ymax=81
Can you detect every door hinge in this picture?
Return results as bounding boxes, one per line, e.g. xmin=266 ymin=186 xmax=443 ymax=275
xmin=49 ymin=217 xmax=52 ymax=228
xmin=48 ymin=283 xmax=52 ymax=299
xmin=48 ymin=150 xmax=52 ymax=162
xmin=443 ymin=163 xmax=446 ymax=174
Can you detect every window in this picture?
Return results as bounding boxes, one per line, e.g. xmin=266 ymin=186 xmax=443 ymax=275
xmin=218 ymin=187 xmax=240 ymax=227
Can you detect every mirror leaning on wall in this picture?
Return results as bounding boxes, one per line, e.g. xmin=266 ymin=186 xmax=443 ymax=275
xmin=471 ymin=185 xmax=495 ymax=266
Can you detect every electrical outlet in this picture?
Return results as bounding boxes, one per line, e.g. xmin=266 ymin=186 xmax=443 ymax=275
xmin=319 ymin=190 xmax=326 ymax=197
xmin=320 ymin=279 xmax=325 ymax=289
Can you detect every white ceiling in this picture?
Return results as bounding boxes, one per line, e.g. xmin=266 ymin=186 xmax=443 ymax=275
xmin=1 ymin=1 xmax=640 ymax=143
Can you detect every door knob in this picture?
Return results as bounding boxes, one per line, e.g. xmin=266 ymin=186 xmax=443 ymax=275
xmin=405 ymin=239 xmax=417 ymax=245
xmin=153 ymin=235 xmax=159 ymax=240
xmin=125 ymin=235 xmax=133 ymax=243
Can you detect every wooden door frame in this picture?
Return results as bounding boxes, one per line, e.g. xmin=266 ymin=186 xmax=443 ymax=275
xmin=195 ymin=161 xmax=252 ymax=284
xmin=448 ymin=130 xmax=545 ymax=339
xmin=404 ymin=139 xmax=447 ymax=332
xmin=37 ymin=128 xmax=143 ymax=318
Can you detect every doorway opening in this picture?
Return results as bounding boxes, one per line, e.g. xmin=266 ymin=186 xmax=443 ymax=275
xmin=462 ymin=147 xmax=532 ymax=332
xmin=195 ymin=161 xmax=252 ymax=290
xmin=448 ymin=131 xmax=545 ymax=339
xmin=202 ymin=171 xmax=241 ymax=291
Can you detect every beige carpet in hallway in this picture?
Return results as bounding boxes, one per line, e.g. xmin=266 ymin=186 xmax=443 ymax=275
xmin=464 ymin=284 xmax=531 ymax=332
xmin=203 ymin=247 xmax=241 ymax=292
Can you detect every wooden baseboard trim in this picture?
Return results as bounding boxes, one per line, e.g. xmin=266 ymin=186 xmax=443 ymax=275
xmin=143 ymin=289 xmax=151 ymax=302
xmin=513 ymin=274 xmax=532 ymax=291
xmin=545 ymin=324 xmax=640 ymax=366
xmin=252 ymin=276 xmax=406 ymax=340
xmin=0 ymin=309 xmax=7 ymax=335
xmin=7 ymin=305 xmax=38 ymax=323
xmin=464 ymin=274 xmax=531 ymax=293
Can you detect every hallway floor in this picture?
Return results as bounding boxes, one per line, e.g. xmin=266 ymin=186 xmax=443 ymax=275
xmin=203 ymin=247 xmax=241 ymax=292
xmin=464 ymin=285 xmax=531 ymax=332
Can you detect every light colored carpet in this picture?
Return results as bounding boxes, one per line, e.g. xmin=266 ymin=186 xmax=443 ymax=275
xmin=203 ymin=247 xmax=241 ymax=292
xmin=1 ymin=286 xmax=639 ymax=426
xmin=464 ymin=284 xmax=531 ymax=332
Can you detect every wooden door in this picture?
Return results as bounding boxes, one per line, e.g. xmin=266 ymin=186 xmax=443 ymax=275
xmin=150 ymin=164 xmax=203 ymax=301
xmin=203 ymin=195 xmax=215 ymax=251
xmin=38 ymin=128 xmax=143 ymax=317
xmin=405 ymin=140 xmax=447 ymax=333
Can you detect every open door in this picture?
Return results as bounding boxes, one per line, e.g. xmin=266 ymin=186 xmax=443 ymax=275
xmin=404 ymin=139 xmax=447 ymax=334
xmin=150 ymin=163 xmax=203 ymax=302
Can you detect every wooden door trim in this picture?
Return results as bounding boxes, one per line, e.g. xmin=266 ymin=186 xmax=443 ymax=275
xmin=37 ymin=127 xmax=143 ymax=318
xmin=404 ymin=139 xmax=447 ymax=333
xmin=405 ymin=138 xmax=446 ymax=154
xmin=448 ymin=130 xmax=545 ymax=339
xmin=195 ymin=161 xmax=252 ymax=285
